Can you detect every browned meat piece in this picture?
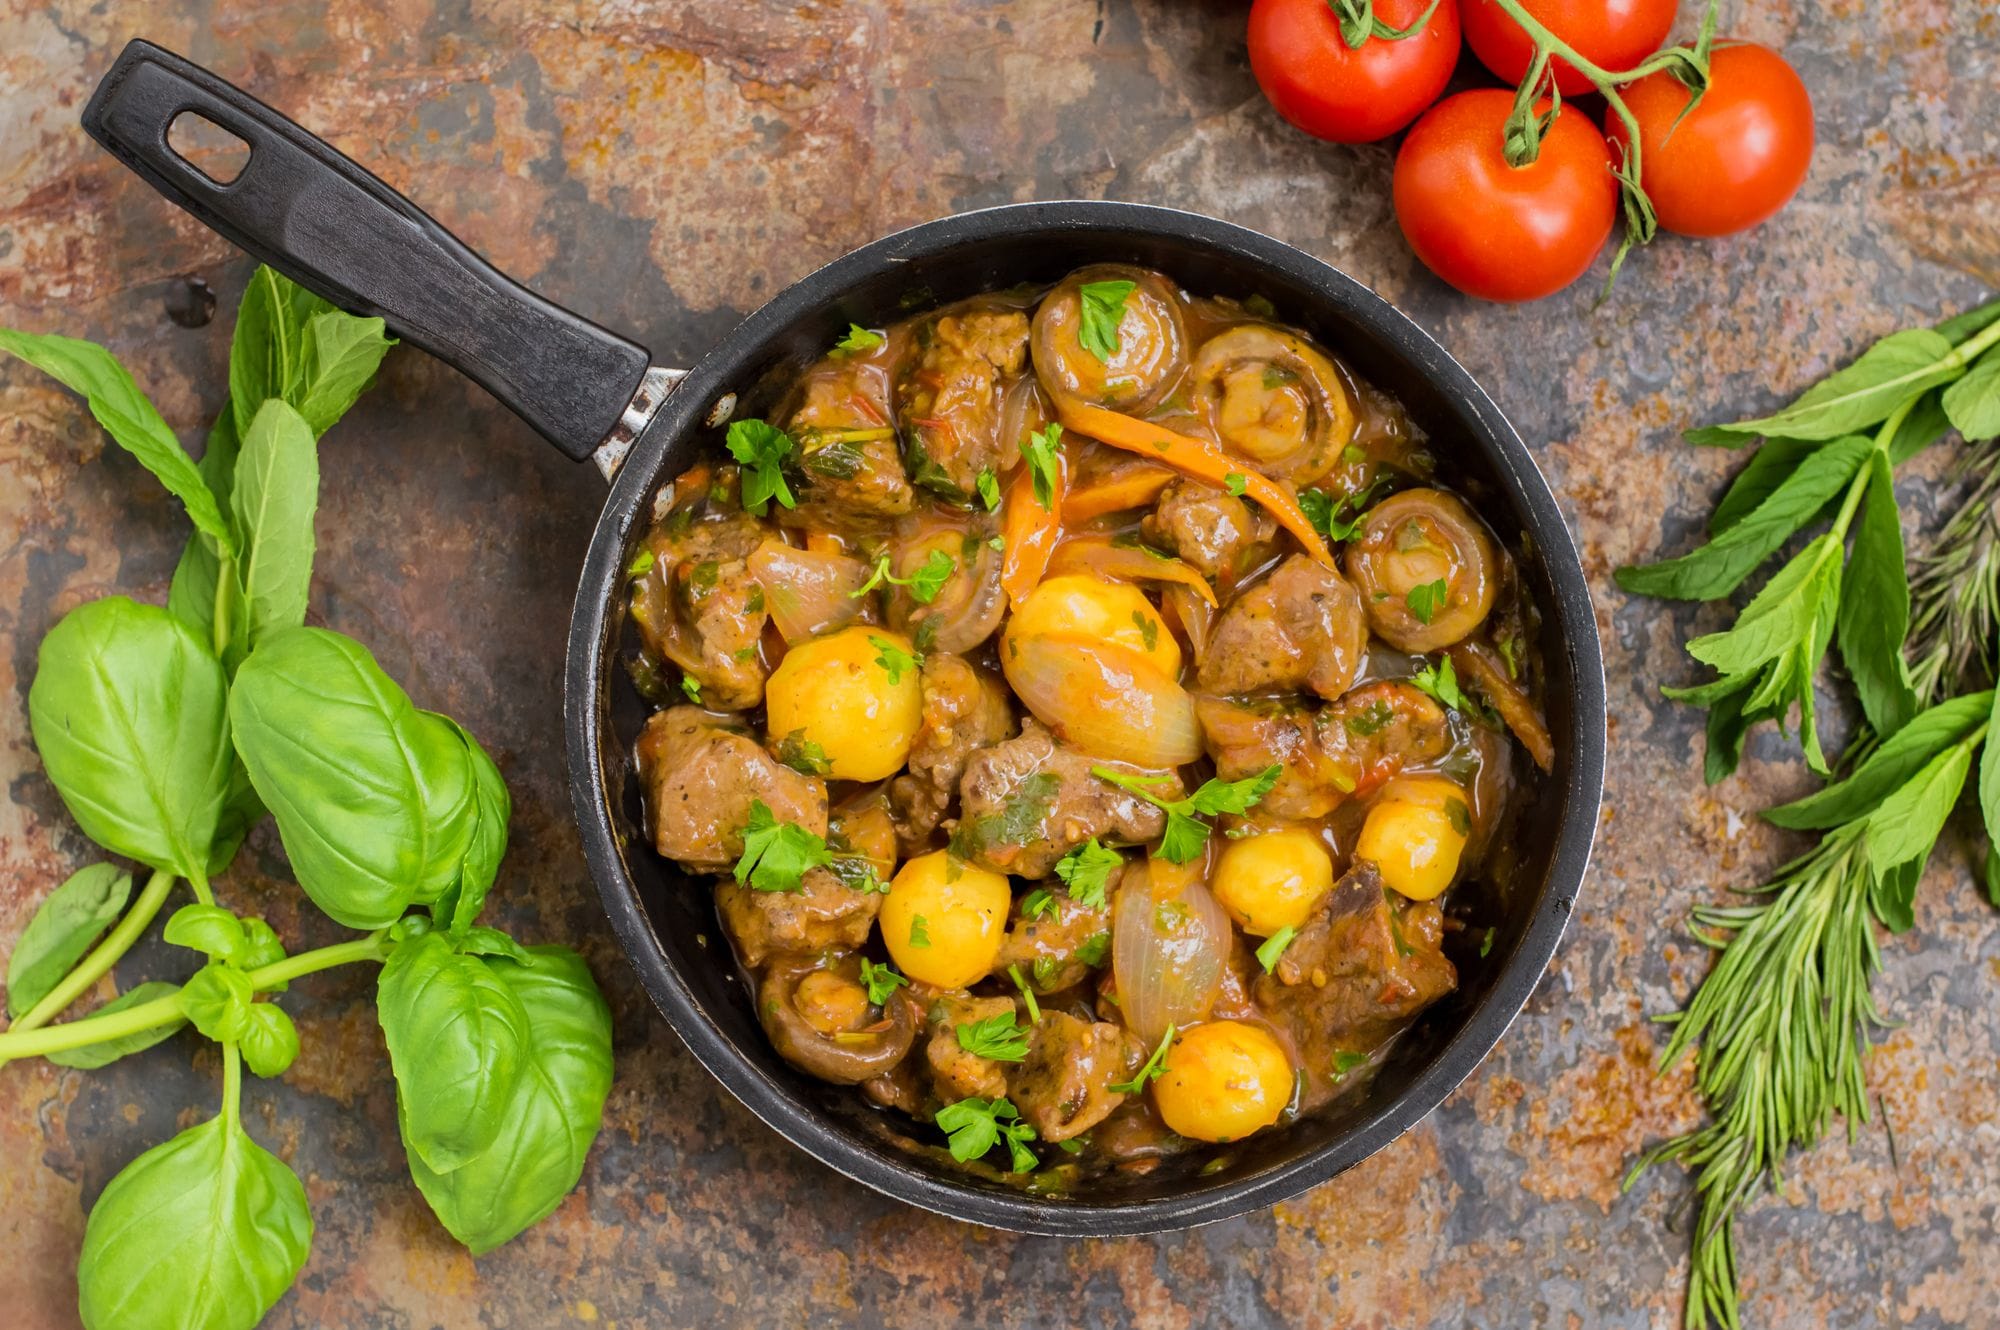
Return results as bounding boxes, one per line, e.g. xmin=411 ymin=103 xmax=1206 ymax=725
xmin=1318 ymin=681 xmax=1452 ymax=799
xmin=994 ymin=885 xmax=1115 ymax=993
xmin=1196 ymin=555 xmax=1366 ymax=700
xmin=760 ymin=953 xmax=919 ymax=1086
xmin=953 ymin=720 xmax=1181 ymax=878
xmin=1143 ymin=478 xmax=1273 ymax=584
xmin=889 ymin=653 xmax=1017 ymax=848
xmin=629 ymin=488 xmax=772 ymax=710
xmin=861 ymin=1058 xmax=929 ymax=1117
xmin=714 ymin=868 xmax=882 ymax=968
xmin=1196 ymin=682 xmax=1450 ymax=820
xmin=897 ymin=308 xmax=1031 ymax=501
xmin=1006 ymin=1011 xmax=1144 ymax=1143
xmin=635 ymin=707 xmax=827 ymax=870
xmin=787 ymin=362 xmax=915 ymax=525
xmin=1255 ymin=860 xmax=1456 ymax=1087
xmin=922 ymin=993 xmax=1018 ymax=1104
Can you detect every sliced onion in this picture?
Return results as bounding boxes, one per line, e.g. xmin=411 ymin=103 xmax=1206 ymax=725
xmin=749 ymin=539 xmax=868 ymax=643
xmin=1161 ymin=584 xmax=1215 ymax=665
xmin=1045 ymin=534 xmax=1218 ymax=607
xmin=1001 ymin=632 xmax=1201 ymax=768
xmin=1113 ymin=858 xmax=1232 ymax=1047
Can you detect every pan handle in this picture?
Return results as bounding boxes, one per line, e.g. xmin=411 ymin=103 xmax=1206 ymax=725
xmin=81 ymin=39 xmax=656 ymax=465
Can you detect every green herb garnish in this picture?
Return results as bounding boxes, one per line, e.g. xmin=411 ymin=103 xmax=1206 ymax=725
xmin=956 ymin=1011 xmax=1030 ymax=1062
xmin=1020 ymin=423 xmax=1062 ymax=510
xmin=860 ymin=958 xmax=907 ymax=1006
xmin=1091 ymin=765 xmax=1282 ymax=865
xmin=724 ymin=418 xmax=797 ymax=516
xmin=733 ymin=800 xmax=831 ymax=893
xmin=1052 ymin=839 xmax=1120 ymax=910
xmin=1111 ymin=1023 xmax=1175 ymax=1095
xmin=1255 ymin=926 xmax=1298 ymax=974
xmin=1076 ymin=280 xmax=1138 ymax=362
xmin=935 ymin=1096 xmax=1038 ymax=1171
xmin=832 ymin=323 xmax=884 ymax=357
xmin=1405 ymin=578 xmax=1449 ymax=625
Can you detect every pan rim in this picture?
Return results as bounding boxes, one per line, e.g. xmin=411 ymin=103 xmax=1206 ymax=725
xmin=564 ymin=199 xmax=1606 ymax=1236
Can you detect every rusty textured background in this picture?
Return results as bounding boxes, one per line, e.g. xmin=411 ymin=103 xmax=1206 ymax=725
xmin=3 ymin=2 xmax=1998 ymax=1326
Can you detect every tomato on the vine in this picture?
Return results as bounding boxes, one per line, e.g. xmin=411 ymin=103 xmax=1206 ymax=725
xmin=1607 ymin=41 xmax=1814 ymax=237
xmin=1248 ymin=0 xmax=1463 ymax=145
xmin=1462 ymin=0 xmax=1677 ymax=97
xmin=1393 ymin=89 xmax=1618 ymax=302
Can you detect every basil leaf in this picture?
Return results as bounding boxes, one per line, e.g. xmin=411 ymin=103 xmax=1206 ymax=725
xmin=1934 ymin=297 xmax=2000 ymax=346
xmin=1766 ymin=691 xmax=1991 ymax=829
xmin=28 ymin=597 xmax=235 ymax=882
xmin=182 ymin=963 xmax=256 ymax=1043
xmin=45 ymin=982 xmax=187 ymax=1069
xmin=231 ymin=400 xmax=320 ymax=658
xmin=229 ymin=266 xmax=330 ymax=440
xmin=239 ymin=1001 xmax=301 ymax=1078
xmin=76 ymin=1112 xmax=312 ymax=1330
xmin=164 ymin=904 xmax=249 ymax=963
xmin=377 ymin=930 xmax=532 ymax=1174
xmin=1617 ymin=435 xmax=1869 ymax=600
xmin=5 ymin=863 xmax=131 ymax=1019
xmin=427 ymin=715 xmax=511 ymax=935
xmin=1863 ymin=741 xmax=1974 ymax=883
xmin=0 ymin=328 xmax=237 ymax=556
xmin=165 ymin=412 xmax=242 ymax=646
xmin=1702 ymin=328 xmax=1960 ymax=442
xmin=402 ymin=945 xmax=613 ymax=1255
xmin=1837 ymin=450 xmax=1917 ymax=737
xmin=230 ymin=629 xmax=478 ymax=928
xmin=1941 ymin=345 xmax=2000 ymax=442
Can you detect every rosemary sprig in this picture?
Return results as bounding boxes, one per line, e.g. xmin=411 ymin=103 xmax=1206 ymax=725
xmin=1904 ymin=437 xmax=2000 ymax=706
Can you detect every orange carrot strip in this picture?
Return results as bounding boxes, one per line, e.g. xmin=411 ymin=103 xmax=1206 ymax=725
xmin=1449 ymin=640 xmax=1555 ymax=773
xmin=1062 ymin=464 xmax=1175 ymax=522
xmin=1052 ymin=399 xmax=1335 ymax=569
xmin=1046 ymin=534 xmax=1218 ymax=607
xmin=1000 ymin=452 xmax=1066 ymax=608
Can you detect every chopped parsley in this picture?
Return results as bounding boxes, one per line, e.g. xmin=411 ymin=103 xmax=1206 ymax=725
xmin=1031 ymin=955 xmax=1062 ymax=989
xmin=1006 ymin=965 xmax=1042 ymax=1023
xmin=1343 ymin=700 xmax=1394 ymax=738
xmin=832 ymin=323 xmax=884 ymax=356
xmin=1406 ymin=578 xmax=1449 ymax=625
xmin=860 ymin=958 xmax=908 ymax=1006
xmin=1020 ymin=422 xmax=1063 ymax=510
xmin=1020 ymin=887 xmax=1056 ymax=920
xmin=626 ymin=546 xmax=656 ymax=578
xmin=1255 ymin=925 xmax=1298 ymax=974
xmin=1223 ymin=471 xmax=1248 ymax=496
xmin=1445 ymin=796 xmax=1472 ymax=836
xmin=1052 ymin=838 xmax=1120 ymax=910
xmin=774 ymin=728 xmax=832 ymax=776
xmin=1496 ymin=629 xmax=1524 ymax=678
xmin=1410 ymin=654 xmax=1471 ymax=712
xmin=1299 ymin=475 xmax=1392 ymax=542
xmin=1111 ymin=1023 xmax=1176 ymax=1095
xmin=1091 ymin=764 xmax=1282 ymax=864
xmin=724 ymin=419 xmax=797 ymax=516
xmin=957 ymin=1011 xmax=1031 ymax=1062
xmin=1132 ymin=611 xmax=1159 ymax=653
xmin=976 ymin=468 xmax=1002 ymax=511
xmin=935 ymin=1095 xmax=1038 ymax=1171
xmin=1076 ymin=279 xmax=1138 ymax=361
xmin=679 ymin=674 xmax=703 ymax=705
xmin=1075 ymin=931 xmax=1111 ymax=968
xmin=1479 ymin=927 xmax=1497 ymax=958
xmin=908 ymin=914 xmax=932 ymax=948
xmin=1329 ymin=1050 xmax=1368 ymax=1082
xmin=853 ymin=550 xmax=956 ymax=605
xmin=987 ymin=534 xmax=1005 ymax=551
xmin=826 ymin=856 xmax=889 ymax=895
xmin=733 ymin=800 xmax=831 ymax=893
xmin=871 ymin=635 xmax=921 ymax=685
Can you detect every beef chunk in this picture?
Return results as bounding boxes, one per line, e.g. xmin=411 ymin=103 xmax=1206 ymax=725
xmin=922 ymin=993 xmax=1018 ymax=1104
xmin=896 ymin=309 xmax=1031 ymax=501
xmin=1006 ymin=1011 xmax=1144 ymax=1143
xmin=953 ymin=720 xmax=1180 ymax=878
xmin=635 ymin=707 xmax=827 ymax=870
xmin=1143 ymin=478 xmax=1273 ymax=584
xmin=1197 ymin=555 xmax=1366 ymax=700
xmin=788 ymin=362 xmax=915 ymax=525
xmin=1196 ymin=682 xmax=1449 ymax=820
xmin=889 ymin=653 xmax=1017 ymax=848
xmin=715 ymin=868 xmax=882 ymax=968
xmin=994 ymin=886 xmax=1115 ymax=993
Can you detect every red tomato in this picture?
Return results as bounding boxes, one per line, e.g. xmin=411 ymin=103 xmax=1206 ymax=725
xmin=1248 ymin=0 xmax=1463 ymax=145
xmin=1607 ymin=42 xmax=1814 ymax=237
xmin=1393 ymin=89 xmax=1618 ymax=302
xmin=1462 ymin=0 xmax=1677 ymax=97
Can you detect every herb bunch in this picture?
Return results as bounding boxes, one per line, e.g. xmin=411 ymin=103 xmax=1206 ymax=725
xmin=1620 ymin=295 xmax=2000 ymax=1330
xmin=1 ymin=270 xmax=614 ymax=1330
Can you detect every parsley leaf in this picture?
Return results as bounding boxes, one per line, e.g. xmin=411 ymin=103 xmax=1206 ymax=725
xmin=733 ymin=799 xmax=831 ymax=893
xmin=1052 ymin=839 xmax=1120 ymax=909
xmin=1410 ymin=654 xmax=1471 ymax=712
xmin=1020 ymin=423 xmax=1062 ymax=509
xmin=957 ymin=1011 xmax=1031 ymax=1062
xmin=1074 ymin=931 xmax=1111 ymax=967
xmin=725 ymin=418 xmax=798 ymax=516
xmin=1006 ymin=964 xmax=1042 ymax=1023
xmin=1091 ymin=765 xmax=1281 ymax=864
xmin=1111 ymin=1023 xmax=1176 ymax=1095
xmin=1329 ymin=1050 xmax=1368 ymax=1082
xmin=935 ymin=1095 xmax=1038 ymax=1171
xmin=679 ymin=674 xmax=703 ymax=704
xmin=774 ymin=727 xmax=832 ymax=776
xmin=1406 ymin=578 xmax=1449 ymax=625
xmin=860 ymin=958 xmax=908 ymax=1006
xmin=832 ymin=323 xmax=884 ymax=357
xmin=853 ymin=550 xmax=955 ymax=605
xmin=871 ymin=634 xmax=920 ymax=685
xmin=1020 ymin=887 xmax=1056 ymax=920
xmin=1479 ymin=927 xmax=1496 ymax=957
xmin=977 ymin=468 xmax=1002 ymax=511
xmin=1076 ymin=279 xmax=1138 ymax=362
xmin=908 ymin=914 xmax=931 ymax=948
xmin=1300 ymin=475 xmax=1392 ymax=541
xmin=1224 ymin=471 xmax=1248 ymax=496
xmin=1255 ymin=925 xmax=1298 ymax=974
xmin=626 ymin=546 xmax=656 ymax=578
xmin=825 ymin=856 xmax=889 ymax=895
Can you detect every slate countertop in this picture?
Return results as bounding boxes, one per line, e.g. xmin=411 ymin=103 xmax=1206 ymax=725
xmin=3 ymin=3 xmax=1996 ymax=1326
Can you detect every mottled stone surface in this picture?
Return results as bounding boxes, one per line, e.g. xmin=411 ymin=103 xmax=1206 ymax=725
xmin=3 ymin=2 xmax=1998 ymax=1327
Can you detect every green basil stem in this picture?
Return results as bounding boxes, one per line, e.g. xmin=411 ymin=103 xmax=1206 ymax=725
xmin=211 ymin=550 xmax=237 ymax=661
xmin=0 ymin=929 xmax=390 ymax=1064
xmin=8 ymin=868 xmax=177 ymax=1034
xmin=221 ymin=1039 xmax=241 ymax=1124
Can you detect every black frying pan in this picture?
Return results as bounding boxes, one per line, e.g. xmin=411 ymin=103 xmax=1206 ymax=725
xmin=81 ymin=38 xmax=1606 ymax=1235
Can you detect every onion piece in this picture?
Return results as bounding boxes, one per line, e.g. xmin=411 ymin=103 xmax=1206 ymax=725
xmin=749 ymin=539 xmax=868 ymax=643
xmin=1112 ymin=858 xmax=1232 ymax=1048
xmin=1046 ymin=534 xmax=1218 ymax=607
xmin=1001 ymin=632 xmax=1202 ymax=768
xmin=1161 ymin=584 xmax=1215 ymax=665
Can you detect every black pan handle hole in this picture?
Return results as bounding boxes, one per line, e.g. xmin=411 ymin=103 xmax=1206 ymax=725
xmin=166 ymin=110 xmax=251 ymax=185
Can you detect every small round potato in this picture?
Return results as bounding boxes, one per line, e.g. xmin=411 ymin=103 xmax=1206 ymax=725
xmin=764 ymin=625 xmax=923 ymax=781
xmin=881 ymin=850 xmax=1012 ymax=989
xmin=1005 ymin=574 xmax=1181 ymax=678
xmin=1211 ymin=829 xmax=1335 ymax=936
xmin=1355 ymin=775 xmax=1471 ymax=901
xmin=1151 ymin=1020 xmax=1294 ymax=1143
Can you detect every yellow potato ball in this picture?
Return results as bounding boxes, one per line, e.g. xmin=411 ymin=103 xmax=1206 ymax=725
xmin=1150 ymin=1020 xmax=1295 ymax=1143
xmin=764 ymin=625 xmax=922 ymax=782
xmin=1211 ymin=829 xmax=1336 ymax=937
xmin=881 ymin=850 xmax=1012 ymax=989
xmin=1355 ymin=776 xmax=1471 ymax=901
